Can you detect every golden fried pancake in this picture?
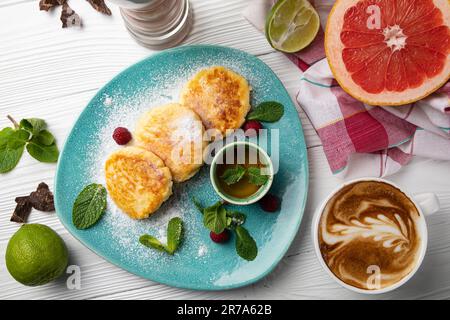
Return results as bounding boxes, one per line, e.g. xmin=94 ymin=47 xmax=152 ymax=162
xmin=105 ymin=147 xmax=172 ymax=219
xmin=180 ymin=66 xmax=251 ymax=136
xmin=135 ymin=103 xmax=207 ymax=183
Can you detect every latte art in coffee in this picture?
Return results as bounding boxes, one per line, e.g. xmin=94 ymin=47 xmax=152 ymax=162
xmin=318 ymin=181 xmax=422 ymax=290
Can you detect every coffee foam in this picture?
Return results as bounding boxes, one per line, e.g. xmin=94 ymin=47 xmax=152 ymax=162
xmin=318 ymin=181 xmax=422 ymax=290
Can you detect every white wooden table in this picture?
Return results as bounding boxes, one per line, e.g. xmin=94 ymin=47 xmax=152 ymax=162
xmin=1 ymin=0 xmax=449 ymax=300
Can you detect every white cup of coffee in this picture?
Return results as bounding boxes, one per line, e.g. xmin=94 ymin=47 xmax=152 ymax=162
xmin=312 ymin=178 xmax=440 ymax=294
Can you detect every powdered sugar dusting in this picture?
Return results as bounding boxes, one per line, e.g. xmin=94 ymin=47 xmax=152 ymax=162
xmin=103 ymin=94 xmax=113 ymax=106
xmin=197 ymin=244 xmax=208 ymax=257
xmin=87 ymin=56 xmax=255 ymax=257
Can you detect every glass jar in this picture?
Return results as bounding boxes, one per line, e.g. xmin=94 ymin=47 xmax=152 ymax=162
xmin=108 ymin=0 xmax=192 ymax=49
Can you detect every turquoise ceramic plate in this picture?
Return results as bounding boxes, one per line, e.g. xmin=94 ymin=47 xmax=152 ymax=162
xmin=55 ymin=45 xmax=308 ymax=290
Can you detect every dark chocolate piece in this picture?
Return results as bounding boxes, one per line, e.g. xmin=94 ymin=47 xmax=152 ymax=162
xmin=39 ymin=0 xmax=66 ymax=12
xmin=10 ymin=197 xmax=32 ymax=223
xmin=29 ymin=182 xmax=55 ymax=212
xmin=86 ymin=0 xmax=112 ymax=15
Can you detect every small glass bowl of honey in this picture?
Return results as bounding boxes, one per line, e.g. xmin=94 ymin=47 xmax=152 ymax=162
xmin=210 ymin=141 xmax=274 ymax=205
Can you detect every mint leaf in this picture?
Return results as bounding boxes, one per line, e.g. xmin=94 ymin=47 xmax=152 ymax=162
xmin=72 ymin=183 xmax=107 ymax=229
xmin=235 ymin=226 xmax=257 ymax=261
xmin=192 ymin=197 xmax=205 ymax=214
xmin=26 ymin=136 xmax=59 ymax=163
xmin=247 ymin=167 xmax=269 ymax=186
xmin=203 ymin=202 xmax=227 ymax=234
xmin=167 ymin=217 xmax=183 ymax=254
xmin=35 ymin=130 xmax=55 ymax=146
xmin=5 ymin=128 xmax=29 ymax=146
xmin=139 ymin=235 xmax=167 ymax=252
xmin=221 ymin=165 xmax=246 ymax=185
xmin=0 ymin=129 xmax=29 ymax=173
xmin=140 ymin=217 xmax=184 ymax=255
xmin=226 ymin=211 xmax=246 ymax=230
xmin=0 ymin=127 xmax=15 ymax=145
xmin=20 ymin=118 xmax=47 ymax=136
xmin=247 ymin=101 xmax=284 ymax=122
xmin=0 ymin=143 xmax=25 ymax=173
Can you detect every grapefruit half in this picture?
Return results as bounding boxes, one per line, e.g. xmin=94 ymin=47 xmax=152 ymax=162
xmin=325 ymin=0 xmax=450 ymax=106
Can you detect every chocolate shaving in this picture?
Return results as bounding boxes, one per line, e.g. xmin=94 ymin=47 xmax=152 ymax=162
xmin=10 ymin=197 xmax=33 ymax=223
xmin=61 ymin=3 xmax=82 ymax=28
xmin=40 ymin=0 xmax=111 ymax=29
xmin=86 ymin=0 xmax=112 ymax=16
xmin=29 ymin=182 xmax=55 ymax=212
xmin=39 ymin=0 xmax=66 ymax=12
xmin=10 ymin=182 xmax=55 ymax=223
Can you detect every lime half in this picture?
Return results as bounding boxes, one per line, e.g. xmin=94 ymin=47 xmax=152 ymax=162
xmin=265 ymin=0 xmax=320 ymax=53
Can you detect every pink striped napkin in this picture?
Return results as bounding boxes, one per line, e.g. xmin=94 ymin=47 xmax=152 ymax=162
xmin=243 ymin=0 xmax=450 ymax=178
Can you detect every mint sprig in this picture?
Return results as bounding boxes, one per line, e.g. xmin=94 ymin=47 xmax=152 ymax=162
xmin=72 ymin=183 xmax=107 ymax=229
xmin=247 ymin=101 xmax=284 ymax=122
xmin=221 ymin=166 xmax=269 ymax=186
xmin=0 ymin=115 xmax=59 ymax=173
xmin=139 ymin=217 xmax=184 ymax=255
xmin=192 ymin=198 xmax=256 ymax=261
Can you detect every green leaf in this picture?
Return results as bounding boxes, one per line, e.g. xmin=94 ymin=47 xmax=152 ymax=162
xmin=0 ymin=129 xmax=29 ymax=173
xmin=235 ymin=226 xmax=258 ymax=261
xmin=247 ymin=101 xmax=284 ymax=122
xmin=13 ymin=129 xmax=30 ymax=143
xmin=226 ymin=211 xmax=246 ymax=230
xmin=0 ymin=127 xmax=15 ymax=146
xmin=0 ymin=143 xmax=25 ymax=173
xmin=192 ymin=197 xmax=205 ymax=214
xmin=35 ymin=130 xmax=55 ymax=146
xmin=20 ymin=118 xmax=47 ymax=136
xmin=26 ymin=136 xmax=59 ymax=163
xmin=247 ymin=167 xmax=269 ymax=186
xmin=139 ymin=235 xmax=167 ymax=252
xmin=203 ymin=202 xmax=227 ymax=234
xmin=167 ymin=217 xmax=183 ymax=254
xmin=72 ymin=183 xmax=107 ymax=229
xmin=221 ymin=165 xmax=246 ymax=185
xmin=140 ymin=217 xmax=184 ymax=255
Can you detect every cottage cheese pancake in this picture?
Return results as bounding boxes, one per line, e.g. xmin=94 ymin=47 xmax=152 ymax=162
xmin=134 ymin=103 xmax=207 ymax=183
xmin=180 ymin=66 xmax=251 ymax=136
xmin=105 ymin=147 xmax=172 ymax=219
xmin=318 ymin=181 xmax=422 ymax=290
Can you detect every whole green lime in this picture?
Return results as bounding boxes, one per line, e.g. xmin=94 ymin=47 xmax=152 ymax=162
xmin=5 ymin=224 xmax=69 ymax=286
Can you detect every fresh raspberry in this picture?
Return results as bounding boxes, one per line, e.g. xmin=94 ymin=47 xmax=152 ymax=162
xmin=259 ymin=194 xmax=280 ymax=212
xmin=243 ymin=120 xmax=263 ymax=136
xmin=210 ymin=230 xmax=230 ymax=243
xmin=112 ymin=127 xmax=132 ymax=145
